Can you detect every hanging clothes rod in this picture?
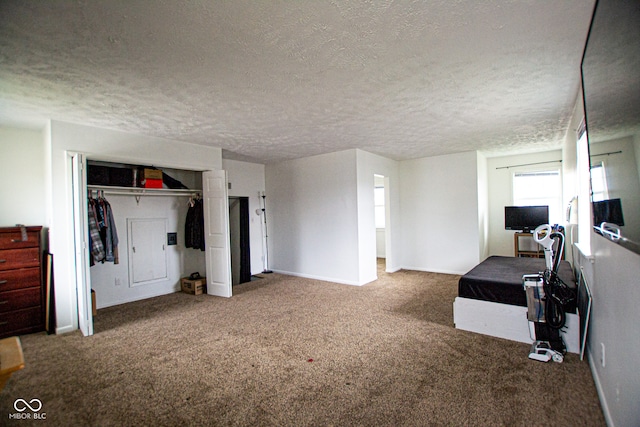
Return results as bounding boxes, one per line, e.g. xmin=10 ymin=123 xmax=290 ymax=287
xmin=591 ymin=150 xmax=622 ymax=158
xmin=87 ymin=185 xmax=200 ymax=198
xmin=495 ymin=159 xmax=561 ymax=170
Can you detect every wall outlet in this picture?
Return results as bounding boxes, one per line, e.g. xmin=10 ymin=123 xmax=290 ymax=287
xmin=115 ymin=278 xmax=121 ymax=287
xmin=600 ymin=342 xmax=606 ymax=367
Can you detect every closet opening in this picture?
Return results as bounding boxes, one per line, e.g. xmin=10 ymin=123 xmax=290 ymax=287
xmin=229 ymin=196 xmax=251 ymax=286
xmin=72 ymin=155 xmax=234 ymax=336
xmin=374 ymin=174 xmax=387 ymax=271
xmin=83 ymin=160 xmax=207 ymax=328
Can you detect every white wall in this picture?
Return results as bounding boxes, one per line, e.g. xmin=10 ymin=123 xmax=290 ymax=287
xmin=486 ymin=150 xmax=563 ymax=257
xmin=222 ymin=159 xmax=266 ymax=275
xmin=356 ymin=150 xmax=400 ymax=283
xmin=399 ymin=151 xmax=481 ymax=274
xmin=49 ymin=120 xmax=222 ymax=334
xmin=266 ymin=150 xmax=361 ymax=285
xmin=581 ymin=235 xmax=640 ymax=427
xmin=268 ymin=148 xmax=483 ymax=281
xmin=0 ymin=127 xmax=47 ymax=227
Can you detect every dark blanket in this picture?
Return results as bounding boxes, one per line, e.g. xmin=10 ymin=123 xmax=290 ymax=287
xmin=458 ymin=256 xmax=576 ymax=309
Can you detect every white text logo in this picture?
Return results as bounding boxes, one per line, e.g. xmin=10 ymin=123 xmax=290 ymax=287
xmin=9 ymin=398 xmax=46 ymax=420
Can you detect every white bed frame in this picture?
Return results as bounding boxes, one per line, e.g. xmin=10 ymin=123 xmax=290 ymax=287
xmin=453 ymin=296 xmax=580 ymax=354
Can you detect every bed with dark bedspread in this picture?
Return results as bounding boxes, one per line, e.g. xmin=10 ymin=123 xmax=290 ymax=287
xmin=458 ymin=256 xmax=576 ymax=311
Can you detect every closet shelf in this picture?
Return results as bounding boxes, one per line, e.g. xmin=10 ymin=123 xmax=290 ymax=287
xmin=87 ymin=185 xmax=200 ymax=198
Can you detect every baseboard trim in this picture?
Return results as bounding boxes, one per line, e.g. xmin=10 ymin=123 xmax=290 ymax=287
xmin=55 ymin=324 xmax=76 ymax=335
xmin=400 ymin=265 xmax=466 ymax=275
xmin=271 ymin=270 xmax=362 ymax=286
xmin=587 ymin=347 xmax=614 ymax=427
xmin=97 ymin=286 xmax=181 ymax=309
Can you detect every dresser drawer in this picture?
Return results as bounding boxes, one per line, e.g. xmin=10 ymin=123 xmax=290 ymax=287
xmin=0 ymin=267 xmax=40 ymax=291
xmin=0 ymin=248 xmax=40 ymax=271
xmin=0 ymin=228 xmax=41 ymax=250
xmin=0 ymin=307 xmax=43 ymax=337
xmin=0 ymin=288 xmax=41 ymax=313
xmin=0 ymin=226 xmax=44 ymax=339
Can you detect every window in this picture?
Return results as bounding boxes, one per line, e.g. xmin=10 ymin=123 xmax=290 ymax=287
xmin=512 ymin=170 xmax=562 ymax=224
xmin=590 ymin=161 xmax=608 ymax=202
xmin=374 ymin=186 xmax=385 ymax=228
xmin=577 ymin=122 xmax=592 ymax=252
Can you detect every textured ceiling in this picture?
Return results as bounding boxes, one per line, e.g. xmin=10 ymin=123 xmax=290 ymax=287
xmin=0 ymin=0 xmax=595 ymax=163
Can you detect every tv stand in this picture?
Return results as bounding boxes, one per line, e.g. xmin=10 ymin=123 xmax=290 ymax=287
xmin=514 ymin=232 xmax=543 ymax=258
xmin=514 ymin=230 xmax=566 ymax=259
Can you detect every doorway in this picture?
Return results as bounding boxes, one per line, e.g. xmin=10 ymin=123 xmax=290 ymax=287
xmin=229 ymin=197 xmax=251 ymax=285
xmin=374 ymin=174 xmax=389 ymax=271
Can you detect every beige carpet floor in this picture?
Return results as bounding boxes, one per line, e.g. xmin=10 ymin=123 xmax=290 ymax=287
xmin=0 ymin=262 xmax=605 ymax=426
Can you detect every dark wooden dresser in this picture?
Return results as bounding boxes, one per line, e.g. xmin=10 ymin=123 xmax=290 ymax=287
xmin=0 ymin=226 xmax=45 ymax=339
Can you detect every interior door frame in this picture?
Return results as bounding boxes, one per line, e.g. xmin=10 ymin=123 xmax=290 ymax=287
xmin=373 ymin=174 xmax=393 ymax=273
xmin=238 ymin=197 xmax=251 ymax=284
xmin=229 ymin=196 xmax=251 ymax=285
xmin=383 ymin=175 xmax=393 ymax=271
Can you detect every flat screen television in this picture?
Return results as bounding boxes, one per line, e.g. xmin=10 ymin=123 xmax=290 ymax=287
xmin=592 ymin=198 xmax=625 ymax=227
xmin=504 ymin=206 xmax=549 ymax=232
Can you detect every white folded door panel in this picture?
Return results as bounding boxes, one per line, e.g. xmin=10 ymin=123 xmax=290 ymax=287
xmin=203 ymin=170 xmax=232 ymax=298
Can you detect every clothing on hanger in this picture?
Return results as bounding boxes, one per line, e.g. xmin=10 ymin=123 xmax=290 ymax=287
xmin=88 ymin=192 xmax=119 ymax=265
xmin=185 ymin=195 xmax=205 ymax=251
xmin=88 ymin=198 xmax=105 ymax=265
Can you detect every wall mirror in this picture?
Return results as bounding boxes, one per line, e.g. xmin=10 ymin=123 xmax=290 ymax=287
xmin=581 ymin=0 xmax=640 ymax=254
